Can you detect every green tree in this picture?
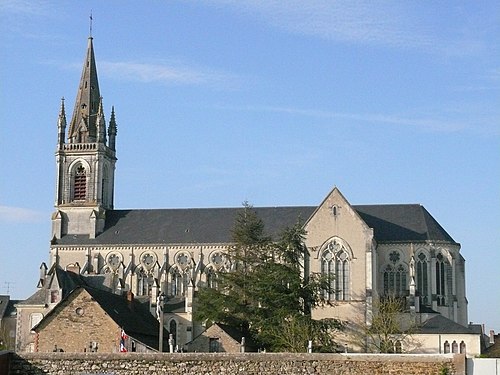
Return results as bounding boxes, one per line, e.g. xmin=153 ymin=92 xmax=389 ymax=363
xmin=195 ymin=203 xmax=342 ymax=352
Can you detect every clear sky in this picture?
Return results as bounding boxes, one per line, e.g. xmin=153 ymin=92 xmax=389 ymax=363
xmin=1 ymin=1 xmax=499 ymax=332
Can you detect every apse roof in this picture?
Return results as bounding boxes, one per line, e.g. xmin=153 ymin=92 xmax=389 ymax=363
xmin=54 ymin=204 xmax=456 ymax=246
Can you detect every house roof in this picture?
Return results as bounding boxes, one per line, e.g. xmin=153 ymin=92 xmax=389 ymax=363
xmin=417 ymin=315 xmax=477 ymax=335
xmin=16 ymin=266 xmax=89 ymax=307
xmin=34 ymin=286 xmax=167 ymax=351
xmin=483 ymin=334 xmax=500 ymax=358
xmin=0 ymin=296 xmax=9 ymax=319
xmin=53 ymin=204 xmax=456 ymax=246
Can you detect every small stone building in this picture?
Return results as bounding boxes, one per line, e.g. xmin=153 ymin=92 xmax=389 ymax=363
xmin=0 ymin=295 xmax=18 ymax=350
xmin=33 ymin=285 xmax=166 ymax=353
xmin=185 ymin=323 xmax=255 ymax=353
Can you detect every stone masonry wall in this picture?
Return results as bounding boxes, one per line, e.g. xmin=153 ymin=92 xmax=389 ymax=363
xmin=36 ymin=289 xmax=120 ymax=353
xmin=10 ymin=352 xmax=464 ymax=375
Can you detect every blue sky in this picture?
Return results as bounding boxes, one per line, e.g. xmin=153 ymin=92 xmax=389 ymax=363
xmin=1 ymin=1 xmax=499 ymax=331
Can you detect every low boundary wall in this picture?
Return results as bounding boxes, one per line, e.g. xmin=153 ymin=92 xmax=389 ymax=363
xmin=10 ymin=352 xmax=465 ymax=375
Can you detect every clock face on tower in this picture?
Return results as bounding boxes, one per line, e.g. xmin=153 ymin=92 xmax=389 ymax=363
xmin=141 ymin=252 xmax=156 ymax=268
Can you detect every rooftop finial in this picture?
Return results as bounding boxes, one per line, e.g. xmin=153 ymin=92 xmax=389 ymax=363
xmin=89 ymin=11 xmax=93 ymax=38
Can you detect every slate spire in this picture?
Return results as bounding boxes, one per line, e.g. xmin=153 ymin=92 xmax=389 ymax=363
xmin=67 ymin=36 xmax=101 ymax=143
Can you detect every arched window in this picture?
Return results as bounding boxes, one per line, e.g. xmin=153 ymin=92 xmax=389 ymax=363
xmin=416 ymin=252 xmax=429 ymax=305
xmin=170 ymin=268 xmax=181 ymax=297
xmin=395 ymin=340 xmax=402 ymax=353
xmin=136 ymin=268 xmax=151 ymax=296
xmin=443 ymin=340 xmax=450 ymax=354
xmin=321 ymin=240 xmax=350 ymax=301
xmin=73 ymin=165 xmax=87 ymax=201
xmin=169 ymin=320 xmax=177 ymax=344
xmin=206 ymin=267 xmax=218 ymax=289
xmin=383 ymin=264 xmax=408 ymax=297
xmin=170 ymin=268 xmax=189 ymax=297
xmin=460 ymin=341 xmax=466 ymax=354
xmin=436 ymin=253 xmax=447 ymax=306
xmin=452 ymin=340 xmax=458 ymax=353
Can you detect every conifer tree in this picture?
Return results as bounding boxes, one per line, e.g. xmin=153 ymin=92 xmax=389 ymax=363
xmin=195 ymin=203 xmax=342 ymax=352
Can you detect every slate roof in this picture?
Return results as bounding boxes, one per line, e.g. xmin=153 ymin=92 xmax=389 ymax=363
xmin=0 ymin=296 xmax=9 ymax=319
xmin=417 ymin=315 xmax=477 ymax=335
xmin=34 ymin=286 xmax=167 ymax=351
xmin=54 ymin=204 xmax=456 ymax=246
xmin=16 ymin=266 xmax=88 ymax=307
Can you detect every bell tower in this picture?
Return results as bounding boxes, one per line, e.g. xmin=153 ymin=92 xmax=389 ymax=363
xmin=52 ymin=36 xmax=117 ymax=240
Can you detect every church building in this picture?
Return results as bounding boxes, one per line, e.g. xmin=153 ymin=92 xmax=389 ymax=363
xmin=16 ymin=36 xmax=472 ymax=354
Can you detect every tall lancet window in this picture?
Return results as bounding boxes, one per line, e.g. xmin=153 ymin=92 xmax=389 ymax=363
xmin=416 ymin=252 xmax=429 ymax=305
xmin=383 ymin=265 xmax=408 ymax=297
xmin=73 ymin=165 xmax=87 ymax=201
xmin=436 ymin=253 xmax=447 ymax=306
xmin=321 ymin=239 xmax=350 ymax=301
xmin=206 ymin=267 xmax=218 ymax=289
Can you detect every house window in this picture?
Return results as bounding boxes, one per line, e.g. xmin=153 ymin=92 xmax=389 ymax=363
xmin=73 ymin=165 xmax=87 ymax=200
xmin=321 ymin=240 xmax=350 ymax=301
xmin=416 ymin=253 xmax=429 ymax=305
xmin=452 ymin=340 xmax=458 ymax=353
xmin=50 ymin=290 xmax=59 ymax=303
xmin=209 ymin=338 xmax=220 ymax=353
xmin=383 ymin=264 xmax=408 ymax=297
xmin=436 ymin=253 xmax=447 ymax=306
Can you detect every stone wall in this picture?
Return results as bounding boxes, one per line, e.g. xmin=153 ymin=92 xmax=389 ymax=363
xmin=35 ymin=288 xmax=120 ymax=353
xmin=10 ymin=352 xmax=464 ymax=375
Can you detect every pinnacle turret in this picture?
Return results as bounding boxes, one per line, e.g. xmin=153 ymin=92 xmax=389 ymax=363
xmin=96 ymin=97 xmax=107 ymax=144
xmin=57 ymin=97 xmax=67 ymax=147
xmin=108 ymin=106 xmax=117 ymax=151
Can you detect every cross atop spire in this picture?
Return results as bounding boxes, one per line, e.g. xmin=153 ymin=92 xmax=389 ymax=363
xmin=89 ymin=11 xmax=93 ymax=38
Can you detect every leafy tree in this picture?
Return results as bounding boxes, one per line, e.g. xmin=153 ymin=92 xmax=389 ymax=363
xmin=195 ymin=203 xmax=342 ymax=352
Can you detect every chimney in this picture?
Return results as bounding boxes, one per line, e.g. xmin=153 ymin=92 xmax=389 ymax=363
xmin=490 ymin=330 xmax=495 ymax=345
xmin=126 ymin=291 xmax=134 ymax=303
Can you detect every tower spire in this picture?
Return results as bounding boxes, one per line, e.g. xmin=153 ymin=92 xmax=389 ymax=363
xmin=67 ymin=36 xmax=101 ymax=143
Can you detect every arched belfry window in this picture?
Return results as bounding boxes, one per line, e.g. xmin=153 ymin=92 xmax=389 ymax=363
xmin=321 ymin=239 xmax=350 ymax=301
xmin=416 ymin=252 xmax=429 ymax=305
xmin=73 ymin=165 xmax=87 ymax=201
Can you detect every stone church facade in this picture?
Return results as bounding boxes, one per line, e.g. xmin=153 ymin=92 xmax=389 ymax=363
xmin=16 ymin=36 xmax=469 ymax=353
